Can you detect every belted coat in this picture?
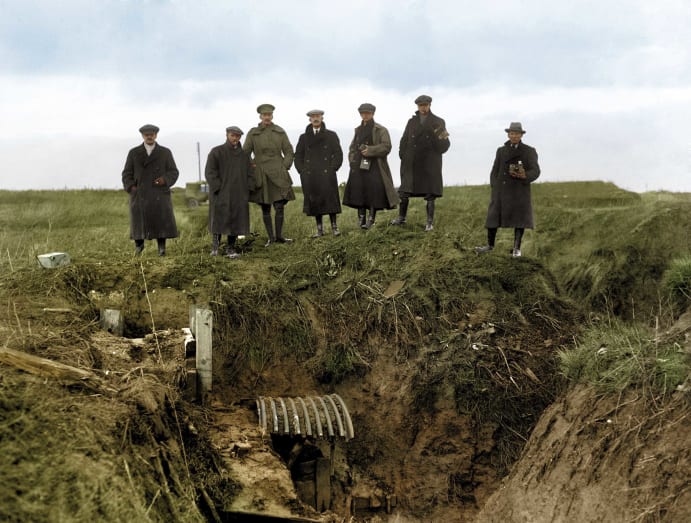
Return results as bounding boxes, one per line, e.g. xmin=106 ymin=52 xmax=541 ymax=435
xmin=243 ymin=123 xmax=295 ymax=205
xmin=294 ymin=123 xmax=343 ymax=216
xmin=205 ymin=141 xmax=254 ymax=236
xmin=484 ymin=140 xmax=540 ymax=229
xmin=121 ymin=143 xmax=179 ymax=240
xmin=398 ymin=111 xmax=450 ymax=197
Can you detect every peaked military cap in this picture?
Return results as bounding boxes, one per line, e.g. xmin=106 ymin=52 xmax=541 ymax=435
xmin=357 ymin=102 xmax=376 ymax=113
xmin=257 ymin=103 xmax=275 ymax=114
xmin=306 ymin=109 xmax=324 ymax=116
xmin=226 ymin=126 xmax=244 ymax=135
xmin=505 ymin=122 xmax=526 ymax=134
xmin=414 ymin=94 xmax=432 ymax=104
xmin=139 ymin=124 xmax=159 ymax=134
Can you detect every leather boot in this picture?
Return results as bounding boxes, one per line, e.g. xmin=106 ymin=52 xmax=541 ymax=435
xmin=211 ymin=234 xmax=220 ymax=256
xmin=391 ymin=197 xmax=409 ymax=225
xmin=157 ymin=238 xmax=166 ymax=256
xmin=358 ymin=209 xmax=367 ymax=229
xmin=312 ymin=216 xmax=324 ymax=238
xmin=425 ymin=199 xmax=435 ymax=231
xmin=275 ymin=208 xmax=293 ymax=244
xmin=364 ymin=209 xmax=376 ymax=229
xmin=134 ymin=240 xmax=144 ymax=255
xmin=330 ymin=215 xmax=340 ymax=236
xmin=263 ymin=213 xmax=275 ymax=247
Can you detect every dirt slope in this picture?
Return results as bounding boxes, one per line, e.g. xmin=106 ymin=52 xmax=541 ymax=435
xmin=476 ymin=385 xmax=690 ymax=522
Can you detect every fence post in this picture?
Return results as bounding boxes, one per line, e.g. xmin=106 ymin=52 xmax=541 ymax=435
xmin=195 ymin=307 xmax=213 ymax=392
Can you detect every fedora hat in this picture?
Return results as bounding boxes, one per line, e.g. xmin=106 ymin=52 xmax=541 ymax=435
xmin=505 ymin=122 xmax=526 ymax=134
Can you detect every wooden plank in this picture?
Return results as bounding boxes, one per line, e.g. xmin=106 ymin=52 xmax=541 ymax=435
xmin=0 ymin=347 xmax=117 ymax=394
xmin=195 ymin=307 xmax=213 ymax=392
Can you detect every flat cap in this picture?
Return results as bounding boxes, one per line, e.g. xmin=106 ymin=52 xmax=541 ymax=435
xmin=257 ymin=103 xmax=275 ymax=114
xmin=505 ymin=122 xmax=526 ymax=134
xmin=139 ymin=124 xmax=159 ymax=134
xmin=306 ymin=109 xmax=324 ymax=116
xmin=225 ymin=126 xmax=244 ymax=135
xmin=357 ymin=102 xmax=376 ymax=113
xmin=414 ymin=94 xmax=432 ymax=104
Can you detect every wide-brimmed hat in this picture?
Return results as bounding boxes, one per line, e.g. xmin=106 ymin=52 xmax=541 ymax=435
xmin=225 ymin=126 xmax=243 ymax=135
xmin=257 ymin=103 xmax=275 ymax=114
xmin=505 ymin=122 xmax=526 ymax=134
xmin=357 ymin=102 xmax=376 ymax=113
xmin=139 ymin=124 xmax=159 ymax=134
xmin=414 ymin=94 xmax=432 ymax=104
xmin=306 ymin=109 xmax=324 ymax=116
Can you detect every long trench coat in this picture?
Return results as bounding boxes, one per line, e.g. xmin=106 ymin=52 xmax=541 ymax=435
xmin=294 ymin=123 xmax=343 ymax=216
xmin=485 ymin=140 xmax=540 ymax=229
xmin=243 ymin=123 xmax=295 ymax=205
xmin=205 ymin=141 xmax=254 ymax=236
xmin=121 ymin=143 xmax=179 ymax=240
xmin=398 ymin=111 xmax=450 ymax=198
xmin=342 ymin=121 xmax=399 ymax=209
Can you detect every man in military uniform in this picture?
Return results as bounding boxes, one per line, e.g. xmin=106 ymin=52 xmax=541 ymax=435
xmin=391 ymin=95 xmax=450 ymax=231
xmin=475 ymin=122 xmax=541 ymax=257
xmin=121 ymin=124 xmax=179 ymax=256
xmin=205 ymin=126 xmax=254 ymax=258
xmin=294 ymin=109 xmax=344 ymax=237
xmin=244 ymin=104 xmax=295 ymax=247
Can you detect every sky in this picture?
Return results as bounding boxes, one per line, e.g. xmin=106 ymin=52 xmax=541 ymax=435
xmin=2 ymin=0 xmax=691 ymax=192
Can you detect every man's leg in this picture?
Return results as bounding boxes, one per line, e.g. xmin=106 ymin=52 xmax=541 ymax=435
xmin=312 ymin=215 xmax=324 ymax=238
xmin=329 ymin=213 xmax=340 ymax=236
xmin=425 ymin=198 xmax=435 ymax=231
xmin=157 ymin=238 xmax=166 ymax=256
xmin=475 ymin=228 xmax=497 ymax=254
xmin=512 ymin=228 xmax=524 ymax=257
xmin=391 ymin=193 xmax=409 ymax=225
xmin=211 ymin=234 xmax=221 ymax=256
xmin=226 ymin=235 xmax=239 ymax=259
xmin=261 ymin=204 xmax=274 ymax=247
xmin=274 ymin=201 xmax=293 ymax=243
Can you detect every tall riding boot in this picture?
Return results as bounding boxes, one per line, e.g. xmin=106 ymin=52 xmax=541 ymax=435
xmin=330 ymin=213 xmax=340 ymax=236
xmin=364 ymin=208 xmax=376 ymax=229
xmin=425 ymin=199 xmax=435 ymax=231
xmin=275 ymin=204 xmax=293 ymax=244
xmin=157 ymin=238 xmax=166 ymax=256
xmin=312 ymin=215 xmax=324 ymax=238
xmin=358 ymin=208 xmax=367 ymax=229
xmin=211 ymin=234 xmax=221 ymax=256
xmin=391 ymin=196 xmax=409 ymax=225
xmin=262 ymin=211 xmax=275 ymax=247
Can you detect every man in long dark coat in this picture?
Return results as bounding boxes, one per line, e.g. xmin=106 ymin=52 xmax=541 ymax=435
xmin=342 ymin=103 xmax=399 ymax=229
xmin=294 ymin=109 xmax=344 ymax=237
xmin=392 ymin=95 xmax=450 ymax=231
xmin=475 ymin=122 xmax=541 ymax=257
xmin=205 ymin=126 xmax=253 ymax=259
xmin=121 ymin=124 xmax=179 ymax=256
xmin=244 ymin=103 xmax=296 ymax=247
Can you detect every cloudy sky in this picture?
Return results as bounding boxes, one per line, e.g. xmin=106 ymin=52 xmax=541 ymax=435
xmin=2 ymin=0 xmax=691 ymax=192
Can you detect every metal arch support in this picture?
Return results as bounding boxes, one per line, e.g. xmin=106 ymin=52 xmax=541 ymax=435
xmin=278 ymin=397 xmax=290 ymax=435
xmin=325 ymin=395 xmax=345 ymax=438
xmin=331 ymin=393 xmax=354 ymax=440
xmin=287 ymin=397 xmax=300 ymax=435
xmin=307 ymin=396 xmax=323 ymax=438
xmin=297 ymin=397 xmax=312 ymax=436
xmin=317 ymin=396 xmax=334 ymax=438
xmin=268 ymin=397 xmax=279 ymax=433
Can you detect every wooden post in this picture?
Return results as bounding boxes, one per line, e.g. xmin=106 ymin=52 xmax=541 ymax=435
xmin=100 ymin=309 xmax=123 ymax=336
xmin=189 ymin=305 xmax=198 ymax=336
xmin=195 ymin=307 xmax=213 ymax=392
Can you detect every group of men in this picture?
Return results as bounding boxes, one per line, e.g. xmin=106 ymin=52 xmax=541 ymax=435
xmin=121 ymin=96 xmax=540 ymax=259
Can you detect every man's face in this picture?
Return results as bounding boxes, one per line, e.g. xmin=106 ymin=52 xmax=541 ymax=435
xmin=260 ymin=112 xmax=273 ymax=126
xmin=508 ymin=131 xmax=523 ymax=145
xmin=142 ymin=132 xmax=157 ymax=145
xmin=417 ymin=103 xmax=431 ymax=115
xmin=359 ymin=111 xmax=374 ymax=122
xmin=309 ymin=114 xmax=323 ymax=128
xmin=227 ymin=132 xmax=242 ymax=145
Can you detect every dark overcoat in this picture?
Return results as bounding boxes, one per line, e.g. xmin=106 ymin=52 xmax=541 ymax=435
xmin=398 ymin=111 xmax=450 ymax=197
xmin=294 ymin=123 xmax=343 ymax=216
xmin=485 ymin=140 xmax=541 ymax=229
xmin=243 ymin=123 xmax=296 ymax=205
xmin=205 ymin=141 xmax=254 ymax=236
xmin=343 ymin=121 xmax=400 ymax=209
xmin=121 ymin=143 xmax=179 ymax=240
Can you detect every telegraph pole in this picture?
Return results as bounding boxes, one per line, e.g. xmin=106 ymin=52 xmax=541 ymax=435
xmin=196 ymin=142 xmax=201 ymax=181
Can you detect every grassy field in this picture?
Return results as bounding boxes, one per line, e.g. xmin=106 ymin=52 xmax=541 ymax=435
xmin=0 ymin=181 xmax=689 ymax=521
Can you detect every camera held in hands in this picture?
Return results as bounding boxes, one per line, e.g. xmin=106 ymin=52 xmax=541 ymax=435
xmin=358 ymin=144 xmax=371 ymax=170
